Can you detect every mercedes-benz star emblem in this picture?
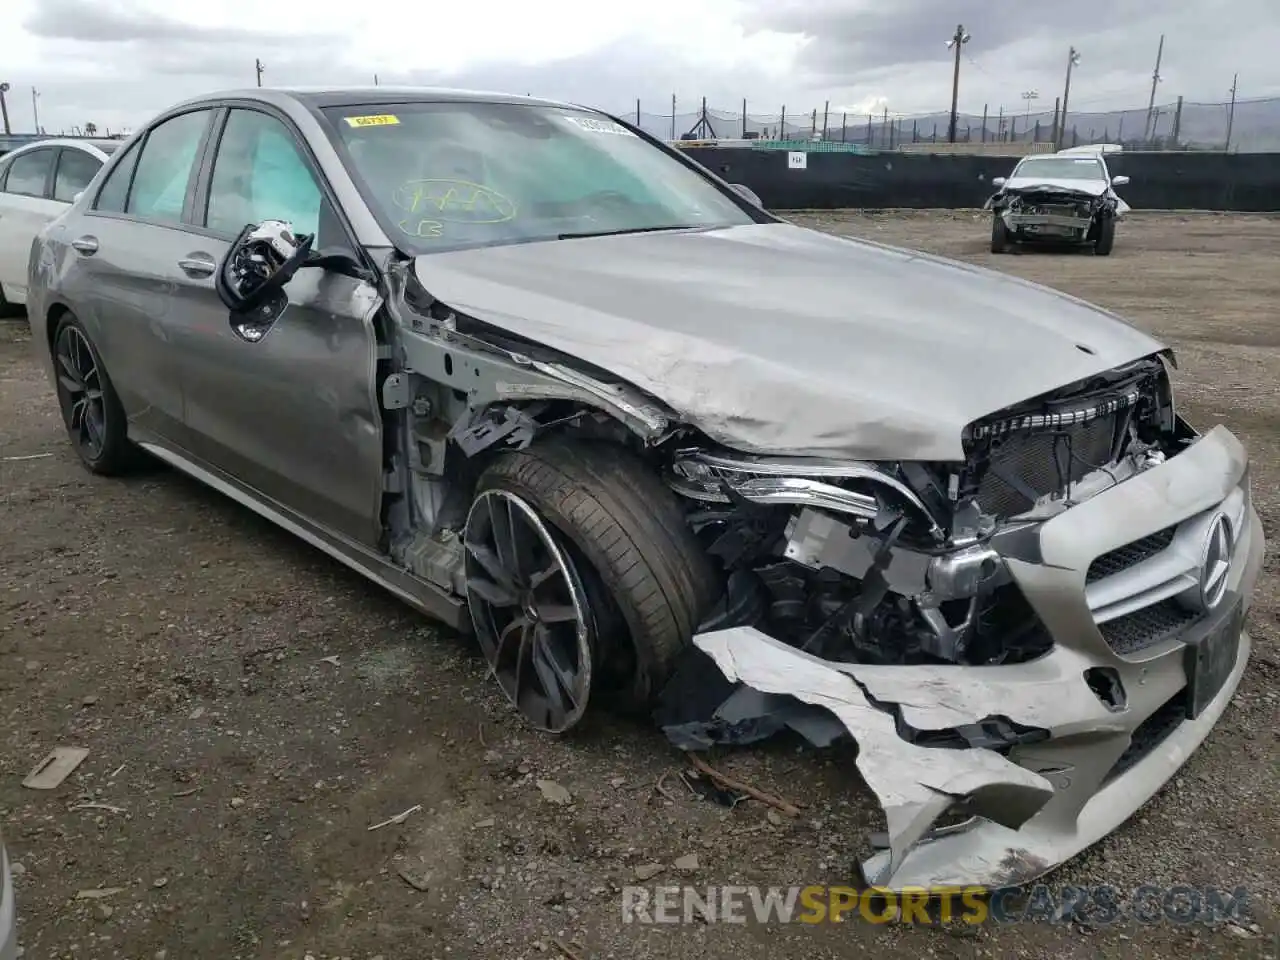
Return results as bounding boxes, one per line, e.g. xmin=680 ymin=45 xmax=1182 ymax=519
xmin=1199 ymin=514 xmax=1234 ymax=612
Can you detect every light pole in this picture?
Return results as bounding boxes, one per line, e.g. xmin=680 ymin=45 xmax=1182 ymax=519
xmin=945 ymin=24 xmax=970 ymax=143
xmin=0 ymin=83 xmax=10 ymax=135
xmin=1057 ymin=47 xmax=1080 ymax=148
xmin=1021 ymin=90 xmax=1039 ymax=119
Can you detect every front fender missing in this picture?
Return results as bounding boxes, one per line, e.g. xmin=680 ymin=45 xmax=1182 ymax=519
xmin=690 ymin=628 xmax=1055 ymax=887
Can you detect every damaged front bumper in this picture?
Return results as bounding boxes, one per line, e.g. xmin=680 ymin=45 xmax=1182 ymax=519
xmin=683 ymin=424 xmax=1264 ymax=890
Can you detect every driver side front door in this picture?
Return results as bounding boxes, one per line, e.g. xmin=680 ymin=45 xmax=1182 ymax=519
xmin=172 ymin=106 xmax=386 ymax=549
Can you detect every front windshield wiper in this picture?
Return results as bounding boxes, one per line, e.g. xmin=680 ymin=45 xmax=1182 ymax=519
xmin=556 ymin=224 xmax=710 ymax=241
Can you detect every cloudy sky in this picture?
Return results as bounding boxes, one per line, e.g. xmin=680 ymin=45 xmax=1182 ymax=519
xmin=1 ymin=0 xmax=1276 ymax=136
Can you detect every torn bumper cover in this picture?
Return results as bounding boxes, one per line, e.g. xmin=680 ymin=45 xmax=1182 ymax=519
xmin=662 ymin=425 xmax=1264 ymax=890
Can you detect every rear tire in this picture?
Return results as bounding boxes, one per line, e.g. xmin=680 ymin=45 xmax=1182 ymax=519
xmin=991 ymin=215 xmax=1010 ymax=253
xmin=466 ymin=439 xmax=719 ymax=728
xmin=1094 ymin=217 xmax=1116 ymax=256
xmin=51 ymin=313 xmax=142 ymax=475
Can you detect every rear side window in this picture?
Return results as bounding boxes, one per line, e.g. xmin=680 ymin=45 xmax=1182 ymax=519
xmin=95 ymin=140 xmax=142 ymax=213
xmin=53 ymin=149 xmax=103 ymax=202
xmin=4 ymin=148 xmax=54 ymax=198
xmin=126 ymin=110 xmax=212 ymax=223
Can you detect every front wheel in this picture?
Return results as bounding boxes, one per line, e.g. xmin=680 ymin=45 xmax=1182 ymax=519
xmin=463 ymin=439 xmax=719 ymax=732
xmin=991 ymin=214 xmax=1010 ymax=253
xmin=1094 ymin=217 xmax=1116 ymax=256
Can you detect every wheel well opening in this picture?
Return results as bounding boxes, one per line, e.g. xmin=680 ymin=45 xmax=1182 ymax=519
xmin=46 ymin=304 xmax=71 ymax=354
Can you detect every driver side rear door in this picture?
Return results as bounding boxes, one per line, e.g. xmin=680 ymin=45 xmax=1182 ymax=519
xmin=170 ymin=105 xmax=386 ymax=549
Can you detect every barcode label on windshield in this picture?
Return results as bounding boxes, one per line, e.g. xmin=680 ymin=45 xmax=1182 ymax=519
xmin=562 ymin=116 xmax=636 ymax=137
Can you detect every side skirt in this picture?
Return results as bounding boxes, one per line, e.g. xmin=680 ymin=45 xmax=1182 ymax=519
xmin=137 ymin=440 xmax=469 ymax=632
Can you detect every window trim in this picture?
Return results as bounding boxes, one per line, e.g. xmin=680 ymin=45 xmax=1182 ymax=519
xmin=187 ymin=102 xmax=362 ymax=259
xmin=86 ymin=106 xmax=218 ymax=227
xmin=2 ymin=146 xmax=58 ymax=199
xmin=51 ymin=146 xmax=104 ymax=204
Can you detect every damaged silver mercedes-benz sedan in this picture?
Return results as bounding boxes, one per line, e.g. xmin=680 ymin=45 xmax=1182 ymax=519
xmin=985 ymin=145 xmax=1131 ymax=255
xmin=27 ymin=88 xmax=1263 ymax=892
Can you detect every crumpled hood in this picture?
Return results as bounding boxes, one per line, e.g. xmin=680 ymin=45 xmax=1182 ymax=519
xmin=1001 ymin=176 xmax=1109 ymax=196
xmin=412 ymin=222 xmax=1164 ymax=462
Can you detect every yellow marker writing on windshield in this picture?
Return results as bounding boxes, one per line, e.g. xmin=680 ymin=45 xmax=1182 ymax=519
xmin=345 ymin=114 xmax=400 ymax=127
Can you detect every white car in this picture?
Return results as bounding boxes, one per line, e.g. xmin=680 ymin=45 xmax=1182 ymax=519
xmin=984 ymin=144 xmax=1131 ymax=255
xmin=0 ymin=831 xmax=14 ymax=960
xmin=0 ymin=137 xmax=120 ymax=309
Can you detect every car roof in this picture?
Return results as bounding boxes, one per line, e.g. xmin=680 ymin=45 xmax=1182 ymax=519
xmin=168 ymin=86 xmax=588 ymax=114
xmin=2 ymin=137 xmax=115 ymax=159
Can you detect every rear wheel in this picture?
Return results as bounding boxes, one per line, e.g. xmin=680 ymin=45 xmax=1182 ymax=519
xmin=51 ymin=313 xmax=141 ymax=474
xmin=464 ymin=439 xmax=719 ymax=731
xmin=1094 ymin=217 xmax=1116 ymax=256
xmin=990 ymin=214 xmax=1010 ymax=253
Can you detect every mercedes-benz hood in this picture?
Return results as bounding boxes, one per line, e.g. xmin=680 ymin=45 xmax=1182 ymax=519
xmin=1001 ymin=176 xmax=1109 ymax=196
xmin=411 ymin=222 xmax=1164 ymax=462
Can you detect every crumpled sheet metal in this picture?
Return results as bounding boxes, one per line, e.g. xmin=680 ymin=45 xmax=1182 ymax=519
xmin=694 ymin=628 xmax=1055 ymax=885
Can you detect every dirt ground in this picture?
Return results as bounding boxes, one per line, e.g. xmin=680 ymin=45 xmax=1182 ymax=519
xmin=2 ymin=211 xmax=1278 ymax=960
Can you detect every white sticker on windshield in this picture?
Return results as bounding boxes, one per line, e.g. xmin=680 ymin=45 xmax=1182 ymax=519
xmin=562 ymin=115 xmax=637 ymax=136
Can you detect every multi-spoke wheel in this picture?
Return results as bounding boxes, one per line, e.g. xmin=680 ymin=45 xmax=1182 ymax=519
xmin=466 ymin=440 xmax=720 ymax=731
xmin=465 ymin=489 xmax=593 ymax=733
xmin=50 ymin=313 xmax=139 ymax=474
xmin=54 ymin=324 xmax=107 ymax=461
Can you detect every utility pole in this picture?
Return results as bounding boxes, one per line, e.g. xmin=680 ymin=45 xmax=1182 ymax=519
xmin=671 ymin=94 xmax=676 ymax=140
xmin=1057 ymin=47 xmax=1080 ymax=149
xmin=373 ymin=73 xmax=379 ymax=85
xmin=0 ymin=82 xmax=10 ymax=135
xmin=1143 ymin=35 xmax=1164 ymax=141
xmin=255 ymin=58 xmax=265 ymax=87
xmin=31 ymin=87 xmax=40 ymax=134
xmin=945 ymin=23 xmax=970 ymax=143
xmin=1225 ymin=73 xmax=1238 ymax=152
xmin=1021 ymin=90 xmax=1038 ymax=120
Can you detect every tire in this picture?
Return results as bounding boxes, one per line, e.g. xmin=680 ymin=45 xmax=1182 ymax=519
xmin=51 ymin=312 xmax=142 ymax=475
xmin=1094 ymin=217 xmax=1116 ymax=256
xmin=990 ymin=214 xmax=1010 ymax=254
xmin=472 ymin=439 xmax=719 ymax=713
xmin=0 ymin=283 xmax=20 ymax=319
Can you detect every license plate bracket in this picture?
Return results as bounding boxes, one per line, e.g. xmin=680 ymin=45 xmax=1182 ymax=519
xmin=1183 ymin=601 xmax=1244 ymax=720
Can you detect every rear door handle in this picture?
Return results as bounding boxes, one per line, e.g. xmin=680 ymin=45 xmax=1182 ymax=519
xmin=71 ymin=236 xmax=98 ymax=254
xmin=177 ymin=254 xmax=216 ymax=278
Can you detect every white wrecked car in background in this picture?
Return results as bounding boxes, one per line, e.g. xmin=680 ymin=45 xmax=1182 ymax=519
xmin=985 ymin=145 xmax=1131 ymax=256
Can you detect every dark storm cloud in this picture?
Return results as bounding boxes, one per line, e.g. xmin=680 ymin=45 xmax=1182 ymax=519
xmin=24 ymin=0 xmax=294 ymax=44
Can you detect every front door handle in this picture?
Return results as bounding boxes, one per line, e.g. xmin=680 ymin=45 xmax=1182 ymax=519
xmin=177 ymin=254 xmax=216 ymax=278
xmin=71 ymin=236 xmax=98 ymax=254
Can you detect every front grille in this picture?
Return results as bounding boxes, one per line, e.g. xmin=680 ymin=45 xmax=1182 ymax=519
xmin=976 ymin=413 xmax=1121 ymax=516
xmin=1086 ymin=526 xmax=1177 ymax=583
xmin=1098 ymin=598 xmax=1199 ymax=655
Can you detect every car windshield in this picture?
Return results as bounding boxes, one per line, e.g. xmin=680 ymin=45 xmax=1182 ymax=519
xmin=1011 ymin=157 xmax=1105 ymax=180
xmin=321 ymin=101 xmax=756 ymax=254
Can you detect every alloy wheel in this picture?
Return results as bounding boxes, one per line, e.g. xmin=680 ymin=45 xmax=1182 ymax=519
xmin=54 ymin=325 xmax=106 ymax=461
xmin=464 ymin=489 xmax=594 ymax=732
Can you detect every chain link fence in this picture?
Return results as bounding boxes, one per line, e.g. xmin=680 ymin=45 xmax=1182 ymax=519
xmin=616 ymin=96 xmax=1277 ymax=152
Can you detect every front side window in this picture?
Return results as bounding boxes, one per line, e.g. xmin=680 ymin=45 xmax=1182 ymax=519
xmin=321 ymin=102 xmax=756 ymax=254
xmin=4 ymin=148 xmax=55 ymax=198
xmin=205 ymin=109 xmax=322 ymax=238
xmin=126 ymin=110 xmax=212 ymax=223
xmin=53 ymin=149 xmax=103 ymax=202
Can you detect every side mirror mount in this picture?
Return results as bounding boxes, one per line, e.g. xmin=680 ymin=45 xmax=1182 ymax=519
xmin=728 ymin=182 xmax=763 ymax=207
xmin=1111 ymin=175 xmax=1130 ymax=186
xmin=991 ymin=176 xmax=1007 ymax=187
xmin=215 ymin=220 xmax=315 ymax=342
xmin=72 ymin=190 xmax=85 ymax=204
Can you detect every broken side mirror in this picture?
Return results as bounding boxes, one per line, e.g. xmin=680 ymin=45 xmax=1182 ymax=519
xmin=991 ymin=176 xmax=1007 ymax=187
xmin=1111 ymin=175 xmax=1130 ymax=186
xmin=728 ymin=182 xmax=764 ymax=207
xmin=215 ymin=221 xmax=315 ymax=342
